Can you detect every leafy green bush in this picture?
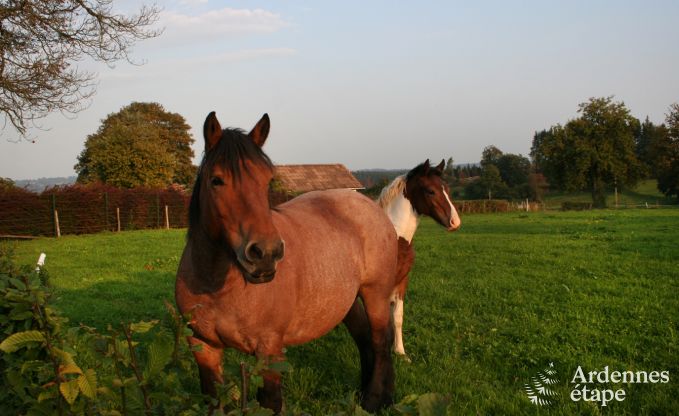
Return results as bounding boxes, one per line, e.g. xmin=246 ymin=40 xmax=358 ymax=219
xmin=0 ymin=246 xmax=278 ymax=415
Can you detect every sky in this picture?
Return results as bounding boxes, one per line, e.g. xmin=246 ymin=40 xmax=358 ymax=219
xmin=2 ymin=0 xmax=679 ymax=180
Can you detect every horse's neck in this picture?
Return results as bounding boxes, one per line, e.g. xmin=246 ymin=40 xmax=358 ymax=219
xmin=384 ymin=193 xmax=419 ymax=243
xmin=188 ymin=228 xmax=237 ymax=289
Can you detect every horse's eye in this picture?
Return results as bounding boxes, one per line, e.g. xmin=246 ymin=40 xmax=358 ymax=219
xmin=425 ymin=188 xmax=436 ymax=196
xmin=211 ymin=176 xmax=224 ymax=187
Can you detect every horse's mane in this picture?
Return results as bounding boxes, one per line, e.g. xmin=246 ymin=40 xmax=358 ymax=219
xmin=377 ymin=175 xmax=406 ymax=208
xmin=188 ymin=128 xmax=273 ymax=238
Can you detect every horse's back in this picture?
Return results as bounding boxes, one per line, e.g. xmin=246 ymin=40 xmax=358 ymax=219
xmin=271 ymin=190 xmax=398 ymax=343
xmin=275 ymin=189 xmax=397 ymax=268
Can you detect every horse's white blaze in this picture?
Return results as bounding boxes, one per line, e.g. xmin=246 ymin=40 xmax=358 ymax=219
xmin=386 ymin=192 xmax=419 ymax=242
xmin=442 ymin=186 xmax=461 ymax=229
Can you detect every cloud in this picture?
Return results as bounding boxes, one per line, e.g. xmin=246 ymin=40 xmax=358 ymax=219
xmin=156 ymin=7 xmax=290 ymax=43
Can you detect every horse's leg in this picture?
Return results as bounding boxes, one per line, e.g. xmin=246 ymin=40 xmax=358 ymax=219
xmin=393 ymin=239 xmax=415 ymax=360
xmin=343 ymin=298 xmax=375 ymax=393
xmin=360 ymin=289 xmax=395 ymax=412
xmin=393 ymin=296 xmax=406 ymax=357
xmin=255 ymin=347 xmax=285 ymax=413
xmin=188 ymin=337 xmax=224 ymax=398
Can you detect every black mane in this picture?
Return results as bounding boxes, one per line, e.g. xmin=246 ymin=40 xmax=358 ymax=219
xmin=188 ymin=128 xmax=273 ymax=237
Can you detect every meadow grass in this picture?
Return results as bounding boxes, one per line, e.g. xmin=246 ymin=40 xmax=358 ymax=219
xmin=542 ymin=179 xmax=673 ymax=208
xmin=7 ymin=208 xmax=679 ymax=414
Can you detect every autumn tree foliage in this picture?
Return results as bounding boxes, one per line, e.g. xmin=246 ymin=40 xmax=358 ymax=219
xmin=531 ymin=97 xmax=641 ymax=207
xmin=0 ymin=0 xmax=160 ymax=137
xmin=75 ymin=102 xmax=195 ymax=188
xmin=654 ymin=103 xmax=679 ymax=199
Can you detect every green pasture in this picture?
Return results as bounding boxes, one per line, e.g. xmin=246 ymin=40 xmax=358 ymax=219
xmin=541 ymin=179 xmax=672 ymax=208
xmin=8 ymin=208 xmax=679 ymax=414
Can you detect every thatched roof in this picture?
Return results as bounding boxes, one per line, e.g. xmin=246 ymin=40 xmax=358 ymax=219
xmin=274 ymin=164 xmax=364 ymax=193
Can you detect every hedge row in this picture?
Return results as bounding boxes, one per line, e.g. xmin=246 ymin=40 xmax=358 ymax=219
xmin=0 ymin=184 xmax=190 ymax=237
xmin=1 ymin=184 xmax=531 ymax=237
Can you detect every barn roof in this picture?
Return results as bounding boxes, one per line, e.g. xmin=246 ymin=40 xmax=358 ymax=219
xmin=274 ymin=164 xmax=364 ymax=193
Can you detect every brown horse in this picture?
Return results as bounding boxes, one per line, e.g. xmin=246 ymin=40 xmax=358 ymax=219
xmin=175 ymin=112 xmax=399 ymax=412
xmin=377 ymin=160 xmax=461 ymax=360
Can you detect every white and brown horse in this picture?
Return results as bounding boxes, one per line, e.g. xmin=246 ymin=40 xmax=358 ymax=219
xmin=377 ymin=160 xmax=461 ymax=359
xmin=176 ymin=113 xmax=399 ymax=412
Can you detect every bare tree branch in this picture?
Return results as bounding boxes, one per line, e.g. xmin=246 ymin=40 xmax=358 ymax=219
xmin=0 ymin=0 xmax=161 ymax=138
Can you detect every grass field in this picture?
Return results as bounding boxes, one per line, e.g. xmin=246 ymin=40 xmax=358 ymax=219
xmin=542 ymin=179 xmax=673 ymax=208
xmin=7 ymin=208 xmax=679 ymax=414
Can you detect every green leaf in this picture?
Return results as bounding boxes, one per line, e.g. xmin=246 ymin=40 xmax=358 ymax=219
xmin=0 ymin=330 xmax=45 ymax=352
xmin=77 ymin=368 xmax=97 ymax=399
xmin=21 ymin=360 xmax=45 ymax=374
xmin=417 ymin=393 xmax=449 ymax=416
xmin=52 ymin=347 xmax=76 ymax=365
xmin=37 ymin=389 xmax=56 ymax=402
xmin=59 ymin=362 xmax=83 ymax=376
xmin=8 ymin=277 xmax=26 ymax=290
xmin=268 ymin=361 xmax=293 ymax=374
xmin=143 ymin=335 xmax=173 ymax=379
xmin=129 ymin=320 xmax=158 ymax=333
xmin=59 ymin=379 xmax=80 ymax=405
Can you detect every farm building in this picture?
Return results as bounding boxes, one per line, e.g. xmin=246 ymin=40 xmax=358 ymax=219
xmin=270 ymin=164 xmax=363 ymax=205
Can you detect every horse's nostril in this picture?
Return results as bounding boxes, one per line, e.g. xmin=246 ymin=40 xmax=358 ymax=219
xmin=274 ymin=240 xmax=285 ymax=261
xmin=246 ymin=242 xmax=264 ymax=261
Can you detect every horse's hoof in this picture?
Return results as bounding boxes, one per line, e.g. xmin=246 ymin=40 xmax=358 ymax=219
xmin=395 ymin=352 xmax=412 ymax=363
xmin=361 ymin=392 xmax=393 ymax=413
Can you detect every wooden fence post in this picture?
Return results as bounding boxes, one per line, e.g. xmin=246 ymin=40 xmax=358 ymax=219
xmin=51 ymin=194 xmax=57 ymax=236
xmin=116 ymin=207 xmax=121 ymax=232
xmin=54 ymin=210 xmax=61 ymax=238
xmin=156 ymin=194 xmax=161 ymax=228
xmin=164 ymin=205 xmax=169 ymax=230
xmin=104 ymin=192 xmax=110 ymax=231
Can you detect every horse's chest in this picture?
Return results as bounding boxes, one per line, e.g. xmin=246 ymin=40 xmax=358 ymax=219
xmin=181 ymin=295 xmax=283 ymax=352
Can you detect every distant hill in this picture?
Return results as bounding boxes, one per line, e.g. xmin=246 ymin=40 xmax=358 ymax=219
xmin=14 ymin=176 xmax=76 ymax=193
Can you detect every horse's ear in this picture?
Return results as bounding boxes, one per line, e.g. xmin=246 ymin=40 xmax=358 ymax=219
xmin=249 ymin=113 xmax=270 ymax=147
xmin=203 ymin=111 xmax=222 ymax=151
xmin=423 ymin=159 xmax=430 ymax=173
xmin=435 ymin=159 xmax=445 ymax=172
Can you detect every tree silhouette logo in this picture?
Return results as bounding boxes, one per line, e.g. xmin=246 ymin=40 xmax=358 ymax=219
xmin=524 ymin=362 xmax=560 ymax=406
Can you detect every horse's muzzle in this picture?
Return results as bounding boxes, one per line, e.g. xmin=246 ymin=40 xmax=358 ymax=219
xmin=243 ymin=270 xmax=276 ymax=284
xmin=237 ymin=238 xmax=285 ymax=284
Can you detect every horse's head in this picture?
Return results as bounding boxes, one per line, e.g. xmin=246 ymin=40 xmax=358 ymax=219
xmin=192 ymin=112 xmax=284 ymax=284
xmin=405 ymin=159 xmax=461 ymax=231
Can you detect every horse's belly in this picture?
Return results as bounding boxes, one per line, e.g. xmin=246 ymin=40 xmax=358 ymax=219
xmin=282 ymin=289 xmax=358 ymax=346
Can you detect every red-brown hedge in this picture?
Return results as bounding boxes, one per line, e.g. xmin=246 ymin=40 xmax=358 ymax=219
xmin=0 ymin=183 xmax=190 ymax=237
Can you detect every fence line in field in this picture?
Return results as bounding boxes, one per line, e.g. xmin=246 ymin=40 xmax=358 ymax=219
xmin=2 ymin=186 xmax=676 ymax=239
xmin=0 ymin=185 xmax=190 ymax=238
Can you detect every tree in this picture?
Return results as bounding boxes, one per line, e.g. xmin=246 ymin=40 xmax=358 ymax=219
xmin=496 ymin=153 xmax=531 ymax=188
xmin=654 ymin=103 xmax=679 ymax=199
xmin=464 ymin=164 xmax=508 ymax=200
xmin=481 ymin=145 xmax=503 ymax=167
xmin=75 ymin=102 xmax=195 ymax=188
xmin=0 ymin=0 xmax=160 ymax=137
xmin=0 ymin=177 xmax=16 ymax=190
xmin=443 ymin=157 xmax=454 ymax=183
xmin=531 ymin=97 xmax=641 ymax=207
xmin=635 ymin=117 xmax=669 ymax=177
